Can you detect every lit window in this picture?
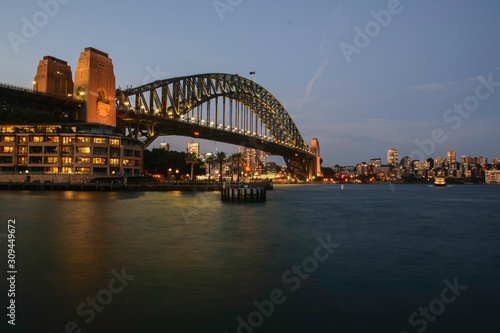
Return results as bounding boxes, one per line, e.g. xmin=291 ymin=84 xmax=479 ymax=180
xmin=47 ymin=136 xmax=59 ymax=142
xmin=61 ymin=146 xmax=73 ymax=154
xmin=61 ymin=167 xmax=73 ymax=174
xmin=110 ymin=158 xmax=119 ymax=166
xmin=62 ymin=137 xmax=75 ymax=145
xmin=61 ymin=157 xmax=73 ymax=164
xmin=76 ymin=167 xmax=91 ymax=174
xmin=46 ymin=167 xmax=58 ymax=174
xmin=93 ymin=158 xmax=107 ymax=165
xmin=76 ymin=147 xmax=91 ymax=154
xmin=32 ymin=136 xmax=44 ymax=143
xmin=94 ymin=137 xmax=108 ymax=144
xmin=45 ymin=157 xmax=57 ymax=164
xmin=77 ymin=136 xmax=91 ymax=143
xmin=110 ymin=139 xmax=120 ymax=146
xmin=3 ymin=136 xmax=15 ymax=142
xmin=18 ymin=137 xmax=28 ymax=144
xmin=2 ymin=146 xmax=13 ymax=153
xmin=77 ymin=157 xmax=91 ymax=164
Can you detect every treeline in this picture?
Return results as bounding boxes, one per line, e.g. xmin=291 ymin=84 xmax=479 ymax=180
xmin=143 ymin=148 xmax=205 ymax=179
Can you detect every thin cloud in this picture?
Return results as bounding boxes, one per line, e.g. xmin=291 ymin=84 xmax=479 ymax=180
xmin=408 ymin=83 xmax=448 ymax=92
xmin=298 ymin=5 xmax=342 ymax=109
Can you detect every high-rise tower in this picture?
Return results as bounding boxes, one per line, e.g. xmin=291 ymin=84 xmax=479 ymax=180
xmin=387 ymin=148 xmax=398 ymax=166
xmin=73 ymin=47 xmax=116 ymax=126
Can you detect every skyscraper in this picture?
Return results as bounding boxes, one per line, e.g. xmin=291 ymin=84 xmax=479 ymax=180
xmin=387 ymin=148 xmax=398 ymax=166
xmin=447 ymin=149 xmax=456 ymax=163
xmin=187 ymin=142 xmax=200 ymax=157
xmin=238 ymin=147 xmax=267 ymax=174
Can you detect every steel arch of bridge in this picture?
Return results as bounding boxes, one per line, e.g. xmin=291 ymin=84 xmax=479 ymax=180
xmin=116 ymin=73 xmax=314 ymax=179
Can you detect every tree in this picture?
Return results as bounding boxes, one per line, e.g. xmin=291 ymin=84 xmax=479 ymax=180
xmin=185 ymin=153 xmax=199 ymax=180
xmin=427 ymin=157 xmax=434 ymax=169
xmin=215 ymin=151 xmax=227 ymax=181
xmin=143 ymin=149 xmax=205 ymax=179
xmin=229 ymin=152 xmax=245 ymax=181
xmin=206 ymin=155 xmax=215 ymax=181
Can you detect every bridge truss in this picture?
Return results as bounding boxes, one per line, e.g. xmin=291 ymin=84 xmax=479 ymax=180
xmin=116 ymin=73 xmax=314 ymax=179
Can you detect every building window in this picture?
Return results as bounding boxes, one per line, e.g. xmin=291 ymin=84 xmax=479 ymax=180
xmin=18 ymin=137 xmax=28 ymax=144
xmin=61 ymin=167 xmax=73 ymax=174
xmin=32 ymin=136 xmax=44 ymax=143
xmin=2 ymin=146 xmax=14 ymax=153
xmin=18 ymin=156 xmax=27 ymax=164
xmin=29 ymin=146 xmax=43 ymax=154
xmin=93 ymin=147 xmax=108 ymax=155
xmin=123 ymin=159 xmax=131 ymax=166
xmin=134 ymin=150 xmax=141 ymax=158
xmin=93 ymin=158 xmax=107 ymax=165
xmin=62 ymin=136 xmax=75 ymax=145
xmin=94 ymin=137 xmax=108 ymax=144
xmin=77 ymin=157 xmax=91 ymax=164
xmin=29 ymin=156 xmax=43 ymax=164
xmin=110 ymin=158 xmax=119 ymax=166
xmin=110 ymin=148 xmax=120 ymax=157
xmin=3 ymin=136 xmax=15 ymax=142
xmin=47 ymin=136 xmax=59 ymax=142
xmin=110 ymin=138 xmax=120 ymax=146
xmin=124 ymin=149 xmax=133 ymax=157
xmin=76 ymin=167 xmax=91 ymax=174
xmin=77 ymin=136 xmax=91 ymax=143
xmin=61 ymin=146 xmax=74 ymax=154
xmin=44 ymin=146 xmax=58 ymax=154
xmin=61 ymin=157 xmax=73 ymax=165
xmin=93 ymin=167 xmax=108 ymax=175
xmin=1 ymin=156 xmax=13 ymax=164
xmin=45 ymin=157 xmax=57 ymax=164
xmin=76 ymin=147 xmax=91 ymax=154
xmin=46 ymin=167 xmax=58 ymax=174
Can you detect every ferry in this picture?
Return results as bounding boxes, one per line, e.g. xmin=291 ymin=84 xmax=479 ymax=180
xmin=434 ymin=177 xmax=446 ymax=187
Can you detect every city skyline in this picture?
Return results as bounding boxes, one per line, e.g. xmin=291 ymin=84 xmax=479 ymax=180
xmin=1 ymin=0 xmax=500 ymax=165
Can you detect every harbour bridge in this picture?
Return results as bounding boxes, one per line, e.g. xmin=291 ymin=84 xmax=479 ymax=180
xmin=115 ymin=73 xmax=319 ymax=180
xmin=1 ymin=65 xmax=319 ymax=180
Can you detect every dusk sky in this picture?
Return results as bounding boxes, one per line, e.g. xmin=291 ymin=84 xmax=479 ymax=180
xmin=1 ymin=0 xmax=499 ymax=166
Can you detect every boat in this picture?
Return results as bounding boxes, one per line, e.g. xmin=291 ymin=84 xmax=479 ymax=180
xmin=434 ymin=177 xmax=446 ymax=187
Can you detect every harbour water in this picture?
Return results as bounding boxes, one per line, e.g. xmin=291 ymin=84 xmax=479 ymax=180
xmin=1 ymin=184 xmax=499 ymax=332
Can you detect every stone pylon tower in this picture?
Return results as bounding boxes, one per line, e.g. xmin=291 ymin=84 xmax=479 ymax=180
xmin=74 ymin=47 xmax=116 ymax=126
xmin=33 ymin=56 xmax=73 ymax=97
xmin=309 ymin=138 xmax=322 ymax=179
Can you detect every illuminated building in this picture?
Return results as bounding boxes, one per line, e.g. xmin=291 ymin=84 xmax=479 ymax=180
xmin=238 ymin=147 xmax=267 ymax=174
xmin=187 ymin=142 xmax=200 ymax=157
xmin=369 ymin=158 xmax=382 ymax=167
xmin=387 ymin=148 xmax=398 ymax=166
xmin=0 ymin=124 xmax=142 ymax=179
xmin=447 ymin=149 xmax=456 ymax=163
xmin=485 ymin=170 xmax=500 ymax=184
